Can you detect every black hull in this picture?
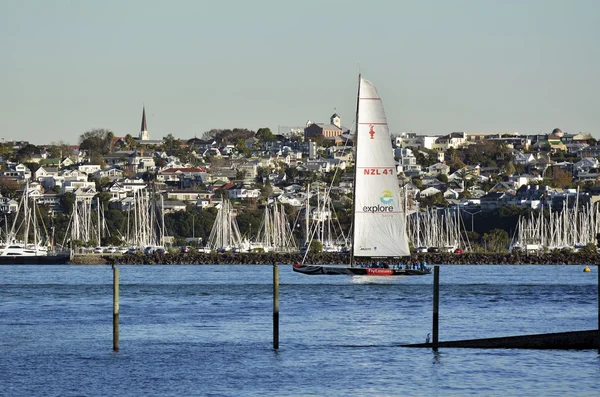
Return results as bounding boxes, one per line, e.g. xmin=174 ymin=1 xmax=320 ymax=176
xmin=0 ymin=254 xmax=71 ymax=265
xmin=293 ymin=264 xmax=431 ymax=276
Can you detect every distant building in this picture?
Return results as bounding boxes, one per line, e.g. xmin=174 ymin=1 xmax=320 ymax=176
xmin=304 ymin=113 xmax=348 ymax=139
xmin=139 ymin=106 xmax=149 ymax=141
xmin=134 ymin=106 xmax=163 ymax=146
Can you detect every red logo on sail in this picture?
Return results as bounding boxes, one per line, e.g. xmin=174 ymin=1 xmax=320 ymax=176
xmin=369 ymin=125 xmax=375 ymax=139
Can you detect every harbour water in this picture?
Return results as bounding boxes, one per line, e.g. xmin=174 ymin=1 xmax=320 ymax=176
xmin=1 ymin=264 xmax=598 ymax=396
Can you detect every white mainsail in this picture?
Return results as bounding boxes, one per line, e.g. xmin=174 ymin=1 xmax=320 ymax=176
xmin=353 ymin=77 xmax=410 ymax=257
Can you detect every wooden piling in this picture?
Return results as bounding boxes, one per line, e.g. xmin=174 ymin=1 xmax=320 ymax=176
xmin=273 ymin=264 xmax=279 ymax=350
xmin=598 ymin=265 xmax=599 ymax=354
xmin=433 ymin=265 xmax=439 ymax=351
xmin=113 ymin=265 xmax=119 ymax=352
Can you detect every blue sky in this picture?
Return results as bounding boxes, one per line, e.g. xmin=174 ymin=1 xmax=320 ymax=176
xmin=1 ymin=0 xmax=598 ymax=144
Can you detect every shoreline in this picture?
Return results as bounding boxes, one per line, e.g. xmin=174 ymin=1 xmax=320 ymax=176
xmin=65 ymin=251 xmax=600 ymax=266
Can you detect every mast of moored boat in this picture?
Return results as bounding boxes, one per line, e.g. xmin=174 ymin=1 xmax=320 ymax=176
xmin=350 ymin=74 xmax=361 ymax=268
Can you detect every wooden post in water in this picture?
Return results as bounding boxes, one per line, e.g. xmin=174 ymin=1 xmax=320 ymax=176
xmin=273 ymin=264 xmax=279 ymax=350
xmin=432 ymin=265 xmax=439 ymax=351
xmin=113 ymin=265 xmax=119 ymax=352
xmin=597 ymin=265 xmax=599 ymax=354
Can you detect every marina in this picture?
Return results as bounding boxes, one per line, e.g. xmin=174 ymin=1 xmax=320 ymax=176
xmin=1 ymin=264 xmax=598 ymax=396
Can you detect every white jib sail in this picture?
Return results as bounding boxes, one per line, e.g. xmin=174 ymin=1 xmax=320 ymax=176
xmin=353 ymin=77 xmax=410 ymax=257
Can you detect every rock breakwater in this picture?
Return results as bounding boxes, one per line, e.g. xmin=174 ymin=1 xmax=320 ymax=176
xmin=97 ymin=251 xmax=600 ymax=266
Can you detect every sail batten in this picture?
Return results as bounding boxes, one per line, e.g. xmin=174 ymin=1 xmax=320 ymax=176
xmin=352 ymin=77 xmax=410 ymax=258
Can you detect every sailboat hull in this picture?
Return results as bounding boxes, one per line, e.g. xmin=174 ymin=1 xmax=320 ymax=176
xmin=292 ymin=263 xmax=431 ymax=276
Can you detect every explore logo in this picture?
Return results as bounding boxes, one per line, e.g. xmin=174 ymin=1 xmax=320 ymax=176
xmin=362 ymin=190 xmax=394 ymax=213
xmin=380 ymin=190 xmax=393 ymax=205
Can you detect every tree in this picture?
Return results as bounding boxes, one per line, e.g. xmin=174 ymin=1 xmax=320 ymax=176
xmin=0 ymin=178 xmax=19 ymax=197
xmin=60 ymin=192 xmax=76 ymax=214
xmin=417 ymin=192 xmax=448 ymax=208
xmin=235 ymin=139 xmax=251 ymax=155
xmin=162 ymin=133 xmax=180 ymax=152
xmin=124 ymin=134 xmax=138 ymax=150
xmin=13 ymin=144 xmax=39 ymax=163
xmin=202 ymin=128 xmax=254 ymax=143
xmin=23 ymin=162 xmax=40 ymax=174
xmin=154 ymin=157 xmax=167 ymax=168
xmin=260 ymin=178 xmax=273 ymax=201
xmin=482 ymin=228 xmax=509 ymax=252
xmin=284 ymin=165 xmax=299 ymax=182
xmin=213 ymin=188 xmax=229 ymax=199
xmin=235 ymin=170 xmax=247 ymax=181
xmin=79 ymin=129 xmax=114 ymax=157
xmin=414 ymin=149 xmax=438 ymax=168
xmin=309 ymin=240 xmax=323 ymax=254
xmin=323 ymin=168 xmax=341 ymax=185
xmin=95 ymin=191 xmax=112 ymax=209
xmin=552 ymin=168 xmax=573 ymax=189
xmin=255 ymin=127 xmax=276 ymax=142
xmin=48 ymin=141 xmax=72 ymax=158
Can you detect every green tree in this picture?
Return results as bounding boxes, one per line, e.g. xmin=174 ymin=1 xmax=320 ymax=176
xmin=13 ymin=144 xmax=39 ymax=163
xmin=482 ymin=228 xmax=509 ymax=252
xmin=414 ymin=149 xmax=438 ymax=168
xmin=162 ymin=133 xmax=180 ymax=152
xmin=235 ymin=170 xmax=247 ymax=180
xmin=323 ymin=168 xmax=342 ymax=185
xmin=417 ymin=192 xmax=448 ymax=208
xmin=124 ymin=134 xmax=138 ymax=150
xmin=284 ymin=165 xmax=299 ymax=182
xmin=309 ymin=240 xmax=323 ymax=254
xmin=79 ymin=129 xmax=114 ymax=156
xmin=60 ymin=192 xmax=76 ymax=214
xmin=235 ymin=138 xmax=251 ymax=155
xmin=255 ymin=127 xmax=276 ymax=142
xmin=48 ymin=141 xmax=72 ymax=158
xmin=260 ymin=178 xmax=273 ymax=200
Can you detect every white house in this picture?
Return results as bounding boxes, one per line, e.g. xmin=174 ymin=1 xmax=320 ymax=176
xmin=78 ymin=164 xmax=102 ymax=174
xmin=419 ymin=187 xmax=442 ymax=197
xmin=62 ymin=180 xmax=96 ymax=194
xmin=229 ymin=186 xmax=261 ymax=200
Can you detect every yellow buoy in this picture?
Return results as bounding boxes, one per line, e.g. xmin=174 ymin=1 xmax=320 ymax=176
xmin=583 ymin=266 xmax=591 ymax=273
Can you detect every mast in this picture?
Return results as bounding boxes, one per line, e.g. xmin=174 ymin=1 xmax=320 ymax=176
xmin=24 ymin=184 xmax=29 ymax=246
xmin=350 ymin=74 xmax=361 ymax=267
xmin=305 ymin=184 xmax=310 ymax=247
xmin=97 ymin=197 xmax=101 ymax=246
xmin=32 ymin=196 xmax=38 ymax=253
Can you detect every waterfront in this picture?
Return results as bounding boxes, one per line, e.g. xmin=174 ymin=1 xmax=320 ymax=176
xmin=1 ymin=265 xmax=598 ymax=396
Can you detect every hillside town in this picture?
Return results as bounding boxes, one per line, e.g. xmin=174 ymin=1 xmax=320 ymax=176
xmin=2 ymin=107 xmax=599 ymax=255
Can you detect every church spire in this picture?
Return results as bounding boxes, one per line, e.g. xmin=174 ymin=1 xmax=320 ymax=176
xmin=140 ymin=106 xmax=149 ymax=140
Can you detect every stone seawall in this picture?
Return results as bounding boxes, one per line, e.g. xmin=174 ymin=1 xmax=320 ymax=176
xmin=86 ymin=251 xmax=600 ymax=266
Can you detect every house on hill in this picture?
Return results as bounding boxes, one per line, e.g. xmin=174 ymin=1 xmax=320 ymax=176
xmin=419 ymin=187 xmax=442 ymax=198
xmin=0 ymin=163 xmax=31 ymax=182
xmin=229 ymin=185 xmax=261 ymax=200
xmin=157 ymin=166 xmax=208 ymax=187
xmin=480 ymin=191 xmax=511 ymax=211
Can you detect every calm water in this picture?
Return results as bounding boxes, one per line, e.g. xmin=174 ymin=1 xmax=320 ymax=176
xmin=1 ymin=264 xmax=598 ymax=397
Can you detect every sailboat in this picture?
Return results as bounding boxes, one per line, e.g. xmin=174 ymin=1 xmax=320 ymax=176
xmin=0 ymin=185 xmax=71 ymax=264
xmin=293 ymin=76 xmax=430 ymax=276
